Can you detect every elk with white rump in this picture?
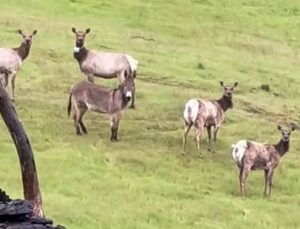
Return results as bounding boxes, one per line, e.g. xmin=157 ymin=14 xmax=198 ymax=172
xmin=67 ymin=70 xmax=135 ymax=141
xmin=232 ymin=125 xmax=296 ymax=197
xmin=71 ymin=27 xmax=138 ymax=108
xmin=0 ymin=29 xmax=37 ymax=101
xmin=183 ymin=81 xmax=238 ymax=153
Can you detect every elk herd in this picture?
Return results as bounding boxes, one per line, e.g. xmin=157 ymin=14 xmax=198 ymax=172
xmin=0 ymin=28 xmax=297 ymax=198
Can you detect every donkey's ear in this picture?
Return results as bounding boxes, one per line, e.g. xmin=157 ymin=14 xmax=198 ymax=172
xmin=32 ymin=30 xmax=38 ymax=35
xmin=17 ymin=29 xmax=23 ymax=35
xmin=234 ymin=82 xmax=238 ymax=87
xmin=277 ymin=125 xmax=282 ymax=131
xmin=220 ymin=81 xmax=224 ymax=87
xmin=71 ymin=27 xmax=76 ymax=34
xmin=85 ymin=28 xmax=90 ymax=34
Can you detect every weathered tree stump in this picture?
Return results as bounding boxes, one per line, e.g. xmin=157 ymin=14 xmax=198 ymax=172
xmin=0 ymin=83 xmax=44 ymax=217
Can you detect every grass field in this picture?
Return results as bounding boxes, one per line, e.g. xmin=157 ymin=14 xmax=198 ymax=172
xmin=0 ymin=0 xmax=300 ymax=228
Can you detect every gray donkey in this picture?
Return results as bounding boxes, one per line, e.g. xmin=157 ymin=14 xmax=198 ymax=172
xmin=71 ymin=27 xmax=138 ymax=108
xmin=67 ymin=70 xmax=135 ymax=141
xmin=0 ymin=29 xmax=37 ymax=100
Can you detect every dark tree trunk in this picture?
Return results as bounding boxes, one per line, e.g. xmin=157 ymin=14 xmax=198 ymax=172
xmin=0 ymin=83 xmax=44 ymax=217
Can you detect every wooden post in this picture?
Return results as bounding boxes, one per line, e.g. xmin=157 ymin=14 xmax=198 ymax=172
xmin=0 ymin=83 xmax=44 ymax=217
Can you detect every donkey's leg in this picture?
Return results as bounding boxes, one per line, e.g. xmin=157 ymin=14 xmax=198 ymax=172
xmin=183 ymin=122 xmax=192 ymax=154
xmin=78 ymin=108 xmax=88 ymax=134
xmin=73 ymin=102 xmax=83 ymax=135
xmin=110 ymin=115 xmax=118 ymax=141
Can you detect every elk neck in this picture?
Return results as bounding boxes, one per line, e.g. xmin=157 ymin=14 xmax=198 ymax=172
xmin=274 ymin=139 xmax=290 ymax=157
xmin=14 ymin=42 xmax=31 ymax=61
xmin=73 ymin=46 xmax=88 ymax=64
xmin=217 ymin=95 xmax=233 ymax=112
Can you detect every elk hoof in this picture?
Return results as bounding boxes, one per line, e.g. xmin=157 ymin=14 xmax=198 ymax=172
xmin=130 ymin=105 xmax=136 ymax=109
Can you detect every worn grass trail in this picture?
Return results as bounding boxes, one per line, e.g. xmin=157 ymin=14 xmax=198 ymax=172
xmin=0 ymin=0 xmax=300 ymax=228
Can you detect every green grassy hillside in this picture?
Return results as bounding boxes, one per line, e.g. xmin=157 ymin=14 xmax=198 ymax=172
xmin=0 ymin=0 xmax=299 ymax=228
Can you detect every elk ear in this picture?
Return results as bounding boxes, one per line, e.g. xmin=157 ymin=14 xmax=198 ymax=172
xmin=85 ymin=28 xmax=90 ymax=34
xmin=71 ymin=27 xmax=76 ymax=34
xmin=277 ymin=125 xmax=282 ymax=131
xmin=32 ymin=30 xmax=38 ymax=36
xmin=234 ymin=82 xmax=238 ymax=87
xmin=220 ymin=81 xmax=224 ymax=87
xmin=17 ymin=29 xmax=23 ymax=35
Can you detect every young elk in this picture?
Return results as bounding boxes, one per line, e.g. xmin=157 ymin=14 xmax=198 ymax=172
xmin=232 ymin=125 xmax=296 ymax=197
xmin=183 ymin=81 xmax=238 ymax=153
xmin=71 ymin=27 xmax=138 ymax=108
xmin=67 ymin=70 xmax=135 ymax=141
xmin=0 ymin=29 xmax=37 ymax=100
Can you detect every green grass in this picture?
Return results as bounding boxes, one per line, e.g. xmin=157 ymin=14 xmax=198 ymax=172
xmin=0 ymin=0 xmax=300 ymax=228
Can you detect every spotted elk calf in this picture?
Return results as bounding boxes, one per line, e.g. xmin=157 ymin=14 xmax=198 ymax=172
xmin=67 ymin=70 xmax=134 ymax=141
xmin=183 ymin=81 xmax=238 ymax=153
xmin=232 ymin=125 xmax=296 ymax=197
xmin=0 ymin=30 xmax=37 ymax=100
xmin=71 ymin=27 xmax=138 ymax=108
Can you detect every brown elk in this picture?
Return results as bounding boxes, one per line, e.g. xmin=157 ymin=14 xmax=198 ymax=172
xmin=71 ymin=27 xmax=138 ymax=108
xmin=0 ymin=29 xmax=37 ymax=100
xmin=232 ymin=125 xmax=296 ymax=197
xmin=67 ymin=70 xmax=135 ymax=141
xmin=183 ymin=81 xmax=238 ymax=153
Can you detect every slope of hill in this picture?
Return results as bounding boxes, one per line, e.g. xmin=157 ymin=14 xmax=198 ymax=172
xmin=0 ymin=0 xmax=299 ymax=228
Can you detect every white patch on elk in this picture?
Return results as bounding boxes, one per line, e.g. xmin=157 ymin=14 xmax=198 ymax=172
xmin=232 ymin=140 xmax=248 ymax=165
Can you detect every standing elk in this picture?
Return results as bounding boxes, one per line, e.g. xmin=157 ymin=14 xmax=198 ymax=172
xmin=183 ymin=81 xmax=238 ymax=153
xmin=71 ymin=27 xmax=138 ymax=108
xmin=0 ymin=29 xmax=37 ymax=101
xmin=232 ymin=125 xmax=296 ymax=197
xmin=67 ymin=70 xmax=134 ymax=141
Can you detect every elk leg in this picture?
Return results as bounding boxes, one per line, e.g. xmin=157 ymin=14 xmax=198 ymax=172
xmin=86 ymin=74 xmax=94 ymax=83
xmin=206 ymin=126 xmax=212 ymax=151
xmin=264 ymin=169 xmax=269 ymax=197
xmin=195 ymin=125 xmax=204 ymax=153
xmin=130 ymin=83 xmax=136 ymax=109
xmin=11 ymin=73 xmax=16 ymax=101
xmin=240 ymin=165 xmax=251 ymax=197
xmin=183 ymin=122 xmax=192 ymax=154
xmin=268 ymin=170 xmax=274 ymax=197
xmin=213 ymin=126 xmax=220 ymax=142
xmin=4 ymin=73 xmax=9 ymax=87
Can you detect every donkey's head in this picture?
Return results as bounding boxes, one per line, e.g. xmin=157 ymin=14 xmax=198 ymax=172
xmin=122 ymin=70 xmax=135 ymax=102
xmin=17 ymin=29 xmax=37 ymax=46
xmin=72 ymin=27 xmax=90 ymax=48
xmin=278 ymin=125 xmax=295 ymax=142
xmin=220 ymin=81 xmax=238 ymax=98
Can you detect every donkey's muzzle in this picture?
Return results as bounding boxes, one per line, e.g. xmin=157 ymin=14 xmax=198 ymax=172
xmin=126 ymin=91 xmax=132 ymax=101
